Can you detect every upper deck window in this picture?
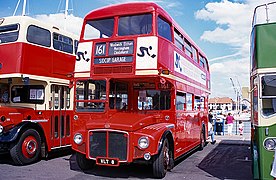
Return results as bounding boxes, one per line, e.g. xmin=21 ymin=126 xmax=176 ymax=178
xmin=53 ymin=33 xmax=73 ymax=54
xmin=84 ymin=18 xmax=114 ymax=40
xmin=158 ymin=16 xmax=172 ymax=41
xmin=0 ymin=24 xmax=19 ymax=44
xmin=174 ymin=29 xmax=184 ymax=50
xmin=118 ymin=14 xmax=152 ymax=36
xmin=27 ymin=25 xmax=51 ymax=47
xmin=199 ymin=54 xmax=207 ymax=70
xmin=184 ymin=39 xmax=192 ymax=58
xmin=192 ymin=46 xmax=198 ymax=63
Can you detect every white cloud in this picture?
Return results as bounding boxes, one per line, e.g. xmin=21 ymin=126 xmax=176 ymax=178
xmin=196 ymin=0 xmax=275 ymax=99
xmin=35 ymin=13 xmax=83 ymax=36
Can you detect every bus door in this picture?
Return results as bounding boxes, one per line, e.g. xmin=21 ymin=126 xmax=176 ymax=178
xmin=51 ymin=85 xmax=71 ymax=149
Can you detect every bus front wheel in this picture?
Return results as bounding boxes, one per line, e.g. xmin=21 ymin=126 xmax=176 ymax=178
xmin=76 ymin=152 xmax=95 ymax=171
xmin=10 ymin=129 xmax=41 ymax=165
xmin=152 ymin=138 xmax=172 ymax=178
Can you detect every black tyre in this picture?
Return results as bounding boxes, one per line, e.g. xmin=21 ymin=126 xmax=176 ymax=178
xmin=10 ymin=129 xmax=41 ymax=165
xmin=76 ymin=152 xmax=95 ymax=171
xmin=152 ymin=139 xmax=172 ymax=178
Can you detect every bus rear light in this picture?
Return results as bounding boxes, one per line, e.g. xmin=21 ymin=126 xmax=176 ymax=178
xmin=264 ymin=138 xmax=276 ymax=151
xmin=1 ymin=116 xmax=6 ymax=122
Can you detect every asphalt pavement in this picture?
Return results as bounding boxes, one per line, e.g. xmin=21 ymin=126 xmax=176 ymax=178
xmin=0 ymin=133 xmax=252 ymax=180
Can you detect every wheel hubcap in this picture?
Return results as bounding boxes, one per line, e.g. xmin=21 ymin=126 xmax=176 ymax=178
xmin=22 ymin=136 xmax=37 ymax=158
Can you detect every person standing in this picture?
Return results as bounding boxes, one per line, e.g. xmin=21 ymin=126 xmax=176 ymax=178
xmin=226 ymin=113 xmax=234 ymax=135
xmin=238 ymin=120 xmax=244 ymax=135
xmin=208 ymin=121 xmax=216 ymax=144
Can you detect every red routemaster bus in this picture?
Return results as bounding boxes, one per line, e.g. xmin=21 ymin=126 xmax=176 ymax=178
xmin=72 ymin=2 xmax=210 ymax=178
xmin=0 ymin=16 xmax=78 ymax=165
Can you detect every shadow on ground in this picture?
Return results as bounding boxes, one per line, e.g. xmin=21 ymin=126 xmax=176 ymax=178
xmin=198 ymin=140 xmax=252 ymax=180
xmin=69 ymin=153 xmax=154 ymax=178
xmin=0 ymin=147 xmax=72 ymax=166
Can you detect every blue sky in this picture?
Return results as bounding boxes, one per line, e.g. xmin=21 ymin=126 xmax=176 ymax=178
xmin=0 ymin=0 xmax=273 ymax=100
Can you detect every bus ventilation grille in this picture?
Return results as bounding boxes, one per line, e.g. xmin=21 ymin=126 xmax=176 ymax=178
xmin=89 ymin=131 xmax=128 ymax=161
xmin=94 ymin=66 xmax=132 ymax=74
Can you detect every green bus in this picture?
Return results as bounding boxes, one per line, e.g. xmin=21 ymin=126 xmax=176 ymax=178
xmin=251 ymin=2 xmax=276 ymax=179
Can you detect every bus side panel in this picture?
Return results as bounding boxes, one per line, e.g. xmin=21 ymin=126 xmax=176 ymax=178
xmin=22 ymin=43 xmax=53 ymax=78
xmin=255 ymin=24 xmax=276 ymax=69
xmin=0 ymin=43 xmax=23 ymax=74
xmin=157 ymin=37 xmax=174 ymax=72
xmin=52 ymin=51 xmax=75 ymax=76
xmin=256 ymin=125 xmax=276 ymax=180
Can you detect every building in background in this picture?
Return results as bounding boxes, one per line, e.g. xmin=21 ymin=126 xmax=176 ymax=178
xmin=209 ymin=97 xmax=234 ymax=112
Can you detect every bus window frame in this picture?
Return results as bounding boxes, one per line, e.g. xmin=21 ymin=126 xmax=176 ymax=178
xmin=26 ymin=25 xmax=51 ymax=47
xmin=53 ymin=32 xmax=74 ymax=54
xmin=157 ymin=15 xmax=172 ymax=42
xmin=184 ymin=39 xmax=193 ymax=58
xmin=118 ymin=13 xmax=153 ymax=36
xmin=11 ymin=84 xmax=45 ymax=104
xmin=174 ymin=28 xmax=184 ymax=51
xmin=176 ymin=91 xmax=186 ymax=110
xmin=0 ymin=23 xmax=20 ymax=44
xmin=83 ymin=18 xmax=115 ymax=40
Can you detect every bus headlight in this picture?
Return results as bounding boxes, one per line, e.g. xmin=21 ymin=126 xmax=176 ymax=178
xmin=0 ymin=125 xmax=3 ymax=133
xmin=264 ymin=138 xmax=276 ymax=150
xmin=138 ymin=136 xmax=149 ymax=149
xmin=74 ymin=133 xmax=83 ymax=145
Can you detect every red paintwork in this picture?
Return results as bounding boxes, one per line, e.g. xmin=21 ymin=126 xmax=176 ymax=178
xmin=0 ymin=42 xmax=75 ymax=78
xmin=0 ymin=17 xmax=76 ymax=158
xmin=73 ymin=2 xmax=210 ymax=166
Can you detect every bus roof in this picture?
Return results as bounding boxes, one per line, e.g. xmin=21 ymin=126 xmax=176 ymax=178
xmin=84 ymin=2 xmax=207 ymax=59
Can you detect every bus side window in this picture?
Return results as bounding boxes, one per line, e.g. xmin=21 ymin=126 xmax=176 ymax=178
xmin=184 ymin=39 xmax=193 ymax=58
xmin=194 ymin=96 xmax=201 ymax=110
xmin=0 ymin=83 xmax=9 ymax=103
xmin=176 ymin=92 xmax=185 ymax=110
xmin=157 ymin=16 xmax=172 ymax=42
xmin=53 ymin=33 xmax=73 ymax=54
xmin=192 ymin=46 xmax=198 ymax=63
xmin=174 ymin=29 xmax=184 ymax=50
xmin=27 ymin=25 xmax=51 ymax=47
xmin=186 ymin=93 xmax=193 ymax=111
xmin=0 ymin=24 xmax=19 ymax=44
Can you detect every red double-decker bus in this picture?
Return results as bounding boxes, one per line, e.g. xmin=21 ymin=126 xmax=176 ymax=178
xmin=0 ymin=16 xmax=78 ymax=165
xmin=72 ymin=2 xmax=210 ymax=178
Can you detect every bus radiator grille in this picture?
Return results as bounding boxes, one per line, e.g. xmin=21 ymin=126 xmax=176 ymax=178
xmin=89 ymin=131 xmax=128 ymax=161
